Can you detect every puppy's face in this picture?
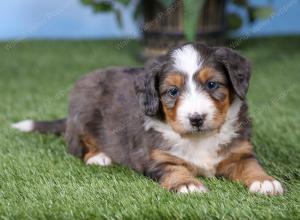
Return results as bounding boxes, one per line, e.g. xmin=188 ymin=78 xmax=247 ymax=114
xmin=139 ymin=43 xmax=251 ymax=135
xmin=160 ymin=68 xmax=230 ymax=134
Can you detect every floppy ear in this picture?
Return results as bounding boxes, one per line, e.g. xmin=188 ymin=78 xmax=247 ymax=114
xmin=215 ymin=47 xmax=251 ymax=100
xmin=135 ymin=57 xmax=165 ymax=116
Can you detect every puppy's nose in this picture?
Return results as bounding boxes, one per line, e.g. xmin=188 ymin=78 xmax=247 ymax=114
xmin=189 ymin=114 xmax=206 ymax=127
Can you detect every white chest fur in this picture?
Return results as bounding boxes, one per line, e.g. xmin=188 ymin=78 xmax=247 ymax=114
xmin=144 ymin=99 xmax=242 ymax=177
xmin=168 ymin=134 xmax=226 ymax=177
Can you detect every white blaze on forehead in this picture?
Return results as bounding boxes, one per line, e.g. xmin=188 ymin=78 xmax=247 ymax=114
xmin=171 ymin=44 xmax=202 ymax=76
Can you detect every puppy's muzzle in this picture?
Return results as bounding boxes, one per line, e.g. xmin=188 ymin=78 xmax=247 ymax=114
xmin=189 ymin=114 xmax=206 ymax=128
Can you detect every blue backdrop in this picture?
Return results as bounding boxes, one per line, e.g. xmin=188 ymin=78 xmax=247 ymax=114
xmin=1 ymin=0 xmax=299 ymax=40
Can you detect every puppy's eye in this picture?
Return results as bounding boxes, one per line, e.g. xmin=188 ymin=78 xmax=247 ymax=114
xmin=168 ymin=87 xmax=179 ymax=97
xmin=206 ymin=81 xmax=219 ymax=90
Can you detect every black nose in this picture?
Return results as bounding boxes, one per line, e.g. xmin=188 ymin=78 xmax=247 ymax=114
xmin=189 ymin=114 xmax=206 ymax=127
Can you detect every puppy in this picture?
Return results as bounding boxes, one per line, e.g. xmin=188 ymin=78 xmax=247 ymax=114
xmin=12 ymin=43 xmax=284 ymax=195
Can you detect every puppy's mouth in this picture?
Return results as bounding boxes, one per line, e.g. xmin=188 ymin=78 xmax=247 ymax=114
xmin=168 ymin=120 xmax=218 ymax=137
xmin=182 ymin=126 xmax=216 ymax=137
xmin=192 ymin=127 xmax=212 ymax=133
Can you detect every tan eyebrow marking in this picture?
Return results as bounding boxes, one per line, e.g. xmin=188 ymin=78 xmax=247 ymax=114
xmin=165 ymin=73 xmax=184 ymax=88
xmin=198 ymin=67 xmax=216 ymax=83
xmin=198 ymin=67 xmax=226 ymax=84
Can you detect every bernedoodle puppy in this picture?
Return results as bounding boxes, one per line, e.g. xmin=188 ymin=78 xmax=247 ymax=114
xmin=12 ymin=43 xmax=284 ymax=195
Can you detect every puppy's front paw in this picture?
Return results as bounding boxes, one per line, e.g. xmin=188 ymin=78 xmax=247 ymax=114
xmin=177 ymin=183 xmax=208 ymax=194
xmin=249 ymin=180 xmax=284 ymax=195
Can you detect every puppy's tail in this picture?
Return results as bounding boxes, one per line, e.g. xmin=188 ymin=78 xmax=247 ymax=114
xmin=11 ymin=118 xmax=66 ymax=135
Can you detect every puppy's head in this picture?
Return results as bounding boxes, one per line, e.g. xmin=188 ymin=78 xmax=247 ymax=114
xmin=138 ymin=43 xmax=251 ymax=135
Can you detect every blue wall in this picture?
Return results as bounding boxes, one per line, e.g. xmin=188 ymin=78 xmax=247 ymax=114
xmin=228 ymin=0 xmax=300 ymax=36
xmin=1 ymin=0 xmax=300 ymax=40
xmin=0 ymin=0 xmax=139 ymax=40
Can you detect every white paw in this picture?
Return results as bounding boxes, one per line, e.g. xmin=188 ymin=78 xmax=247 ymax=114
xmin=178 ymin=184 xmax=208 ymax=194
xmin=249 ymin=180 xmax=284 ymax=195
xmin=86 ymin=153 xmax=112 ymax=166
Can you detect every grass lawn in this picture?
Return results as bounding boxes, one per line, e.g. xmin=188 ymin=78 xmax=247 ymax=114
xmin=0 ymin=37 xmax=300 ymax=220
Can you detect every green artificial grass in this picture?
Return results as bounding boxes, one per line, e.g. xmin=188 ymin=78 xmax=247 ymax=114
xmin=0 ymin=37 xmax=300 ymax=220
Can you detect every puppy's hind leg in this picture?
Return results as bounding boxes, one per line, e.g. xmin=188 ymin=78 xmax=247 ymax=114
xmin=81 ymin=135 xmax=112 ymax=167
xmin=84 ymin=152 xmax=112 ymax=166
